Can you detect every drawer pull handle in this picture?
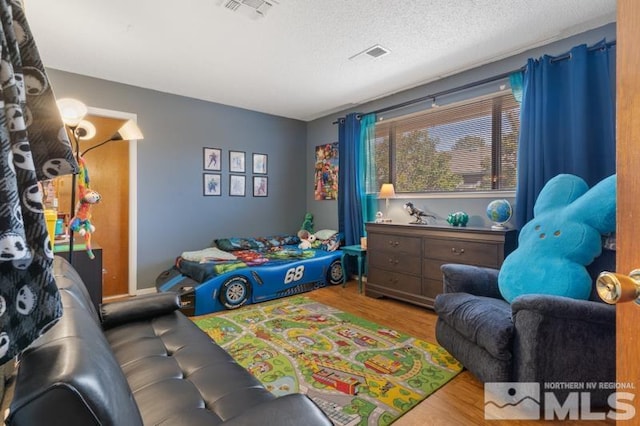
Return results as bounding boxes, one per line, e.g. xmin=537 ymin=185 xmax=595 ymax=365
xmin=388 ymin=258 xmax=399 ymax=265
xmin=388 ymin=240 xmax=399 ymax=247
xmin=451 ymin=248 xmax=465 ymax=255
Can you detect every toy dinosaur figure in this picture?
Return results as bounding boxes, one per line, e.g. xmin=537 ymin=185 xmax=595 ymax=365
xmin=69 ymin=156 xmax=101 ymax=259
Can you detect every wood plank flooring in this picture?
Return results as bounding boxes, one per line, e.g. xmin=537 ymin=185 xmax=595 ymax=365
xmin=307 ymin=280 xmax=614 ymax=426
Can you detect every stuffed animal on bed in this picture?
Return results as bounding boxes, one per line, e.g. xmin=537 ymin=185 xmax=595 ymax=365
xmin=297 ymin=229 xmax=316 ymax=249
xmin=498 ymin=173 xmax=616 ymax=303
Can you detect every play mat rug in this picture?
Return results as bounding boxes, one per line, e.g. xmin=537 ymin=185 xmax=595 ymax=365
xmin=193 ymin=296 xmax=462 ymax=426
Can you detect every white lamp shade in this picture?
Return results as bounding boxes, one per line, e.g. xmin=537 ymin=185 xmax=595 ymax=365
xmin=115 ymin=119 xmax=144 ymax=140
xmin=379 ymin=183 xmax=395 ymax=199
xmin=76 ymin=120 xmax=96 ymax=140
xmin=56 ymin=98 xmax=87 ymax=127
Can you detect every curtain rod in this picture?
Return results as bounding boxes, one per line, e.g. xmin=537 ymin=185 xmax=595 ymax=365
xmin=331 ymin=69 xmax=520 ymax=124
xmin=332 ymin=40 xmax=616 ymax=125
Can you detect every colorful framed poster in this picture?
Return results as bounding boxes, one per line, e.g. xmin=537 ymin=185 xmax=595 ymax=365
xmin=314 ymin=142 xmax=339 ymax=200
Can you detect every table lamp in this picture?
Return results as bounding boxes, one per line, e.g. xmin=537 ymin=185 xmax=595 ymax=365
xmin=379 ymin=183 xmax=395 ymax=222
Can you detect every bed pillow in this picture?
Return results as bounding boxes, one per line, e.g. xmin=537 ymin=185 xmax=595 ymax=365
xmin=315 ymin=229 xmax=338 ymax=240
xmin=312 ymin=231 xmax=342 ymax=252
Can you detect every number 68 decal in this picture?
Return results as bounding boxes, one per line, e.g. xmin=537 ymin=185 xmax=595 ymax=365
xmin=284 ymin=265 xmax=305 ymax=284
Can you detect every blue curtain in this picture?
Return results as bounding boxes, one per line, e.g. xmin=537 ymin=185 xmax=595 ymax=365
xmin=515 ymin=40 xmax=616 ymax=227
xmin=338 ymin=113 xmax=363 ymax=245
xmin=359 ymin=113 xmax=377 ymax=230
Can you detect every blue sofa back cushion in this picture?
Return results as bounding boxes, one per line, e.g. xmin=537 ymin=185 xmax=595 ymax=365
xmin=498 ymin=174 xmax=616 ymax=303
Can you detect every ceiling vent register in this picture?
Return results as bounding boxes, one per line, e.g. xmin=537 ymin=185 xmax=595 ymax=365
xmin=349 ymin=44 xmax=391 ymax=61
xmin=219 ymin=0 xmax=279 ymax=18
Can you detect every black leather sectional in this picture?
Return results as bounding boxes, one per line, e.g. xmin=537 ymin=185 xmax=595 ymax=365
xmin=6 ymin=257 xmax=332 ymax=425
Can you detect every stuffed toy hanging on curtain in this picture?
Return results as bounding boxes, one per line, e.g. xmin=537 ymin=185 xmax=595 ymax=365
xmin=0 ymin=0 xmax=78 ymax=364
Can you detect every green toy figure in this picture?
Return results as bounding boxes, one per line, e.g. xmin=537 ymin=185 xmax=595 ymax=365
xmin=301 ymin=213 xmax=314 ymax=234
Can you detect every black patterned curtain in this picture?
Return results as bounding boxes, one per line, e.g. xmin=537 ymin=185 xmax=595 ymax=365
xmin=0 ymin=0 xmax=78 ymax=363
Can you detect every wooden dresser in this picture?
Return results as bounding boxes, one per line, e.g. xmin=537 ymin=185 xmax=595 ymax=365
xmin=365 ymin=222 xmax=517 ymax=309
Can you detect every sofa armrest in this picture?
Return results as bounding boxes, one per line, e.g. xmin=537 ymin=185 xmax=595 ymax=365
xmin=441 ymin=264 xmax=503 ymax=299
xmin=511 ymin=294 xmax=615 ymax=403
xmin=220 ymin=394 xmax=332 ymax=426
xmin=100 ymin=292 xmax=181 ymax=329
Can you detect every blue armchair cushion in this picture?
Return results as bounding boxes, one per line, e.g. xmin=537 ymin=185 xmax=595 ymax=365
xmin=434 ymin=293 xmax=513 ymax=361
xmin=498 ymin=174 xmax=616 ymax=303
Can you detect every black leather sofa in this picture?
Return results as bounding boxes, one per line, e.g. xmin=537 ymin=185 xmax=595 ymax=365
xmin=6 ymin=256 xmax=332 ymax=425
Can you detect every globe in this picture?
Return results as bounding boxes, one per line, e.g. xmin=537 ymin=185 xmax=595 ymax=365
xmin=486 ymin=199 xmax=512 ymax=230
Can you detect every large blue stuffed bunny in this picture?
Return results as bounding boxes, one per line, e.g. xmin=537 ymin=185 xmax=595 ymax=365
xmin=498 ymin=174 xmax=616 ymax=303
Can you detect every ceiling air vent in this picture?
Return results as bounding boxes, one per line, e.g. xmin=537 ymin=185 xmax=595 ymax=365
xmin=366 ymin=45 xmax=390 ymax=58
xmin=349 ymin=44 xmax=391 ymax=61
xmin=218 ymin=0 xmax=279 ymax=18
xmin=224 ymin=0 xmax=241 ymax=11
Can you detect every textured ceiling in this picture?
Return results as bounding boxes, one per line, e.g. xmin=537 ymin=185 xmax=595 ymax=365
xmin=25 ymin=0 xmax=616 ymax=121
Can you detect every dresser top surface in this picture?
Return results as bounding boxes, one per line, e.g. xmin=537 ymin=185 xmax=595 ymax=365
xmin=366 ymin=222 xmax=515 ymax=234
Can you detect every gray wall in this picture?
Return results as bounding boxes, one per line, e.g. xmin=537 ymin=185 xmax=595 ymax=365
xmin=306 ymin=23 xmax=616 ymax=230
xmin=47 ymin=70 xmax=307 ymax=290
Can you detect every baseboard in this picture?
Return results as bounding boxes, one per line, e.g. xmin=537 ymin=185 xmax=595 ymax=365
xmin=135 ymin=287 xmax=158 ymax=296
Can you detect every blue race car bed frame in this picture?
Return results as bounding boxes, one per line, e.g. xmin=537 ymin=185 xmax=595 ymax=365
xmin=156 ymin=235 xmax=344 ymax=316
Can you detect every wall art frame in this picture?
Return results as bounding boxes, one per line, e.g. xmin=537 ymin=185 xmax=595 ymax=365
xmin=229 ymin=150 xmax=246 ymax=173
xmin=203 ymin=173 xmax=221 ymax=196
xmin=229 ymin=174 xmax=246 ymax=196
xmin=203 ymin=147 xmax=222 ymax=171
xmin=253 ymin=176 xmax=268 ymax=197
xmin=252 ymin=153 xmax=268 ymax=174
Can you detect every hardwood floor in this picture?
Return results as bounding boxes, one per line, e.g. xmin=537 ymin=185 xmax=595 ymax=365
xmin=307 ymin=280 xmax=614 ymax=426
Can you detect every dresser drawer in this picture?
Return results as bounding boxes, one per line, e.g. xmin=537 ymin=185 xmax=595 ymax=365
xmin=422 ymin=278 xmax=443 ymax=299
xmin=422 ymin=258 xmax=447 ymax=281
xmin=368 ymin=267 xmax=422 ymax=294
xmin=369 ymin=251 xmax=421 ymax=275
xmin=423 ymin=237 xmax=499 ymax=268
xmin=368 ymin=233 xmax=421 ymax=254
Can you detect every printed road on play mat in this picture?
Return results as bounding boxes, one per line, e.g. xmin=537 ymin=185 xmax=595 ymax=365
xmin=193 ymin=296 xmax=462 ymax=426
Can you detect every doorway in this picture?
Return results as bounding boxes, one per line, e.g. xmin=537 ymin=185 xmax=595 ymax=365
xmin=56 ymin=107 xmax=139 ymax=298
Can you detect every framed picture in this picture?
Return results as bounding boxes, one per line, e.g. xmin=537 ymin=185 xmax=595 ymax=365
xmin=203 ymin=147 xmax=222 ymax=171
xmin=229 ymin=174 xmax=246 ymax=196
xmin=203 ymin=173 xmax=221 ymax=196
xmin=229 ymin=150 xmax=246 ymax=173
xmin=253 ymin=176 xmax=268 ymax=197
xmin=252 ymin=153 xmax=268 ymax=174
xmin=315 ymin=142 xmax=339 ymax=200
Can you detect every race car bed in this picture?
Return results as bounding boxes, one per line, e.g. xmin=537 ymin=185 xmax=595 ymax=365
xmin=156 ymin=233 xmax=344 ymax=316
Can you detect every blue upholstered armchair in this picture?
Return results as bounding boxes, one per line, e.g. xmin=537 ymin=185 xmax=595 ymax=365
xmin=434 ymin=249 xmax=615 ymax=407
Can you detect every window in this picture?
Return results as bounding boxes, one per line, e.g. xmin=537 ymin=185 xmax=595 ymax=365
xmin=374 ymin=91 xmax=520 ymax=193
